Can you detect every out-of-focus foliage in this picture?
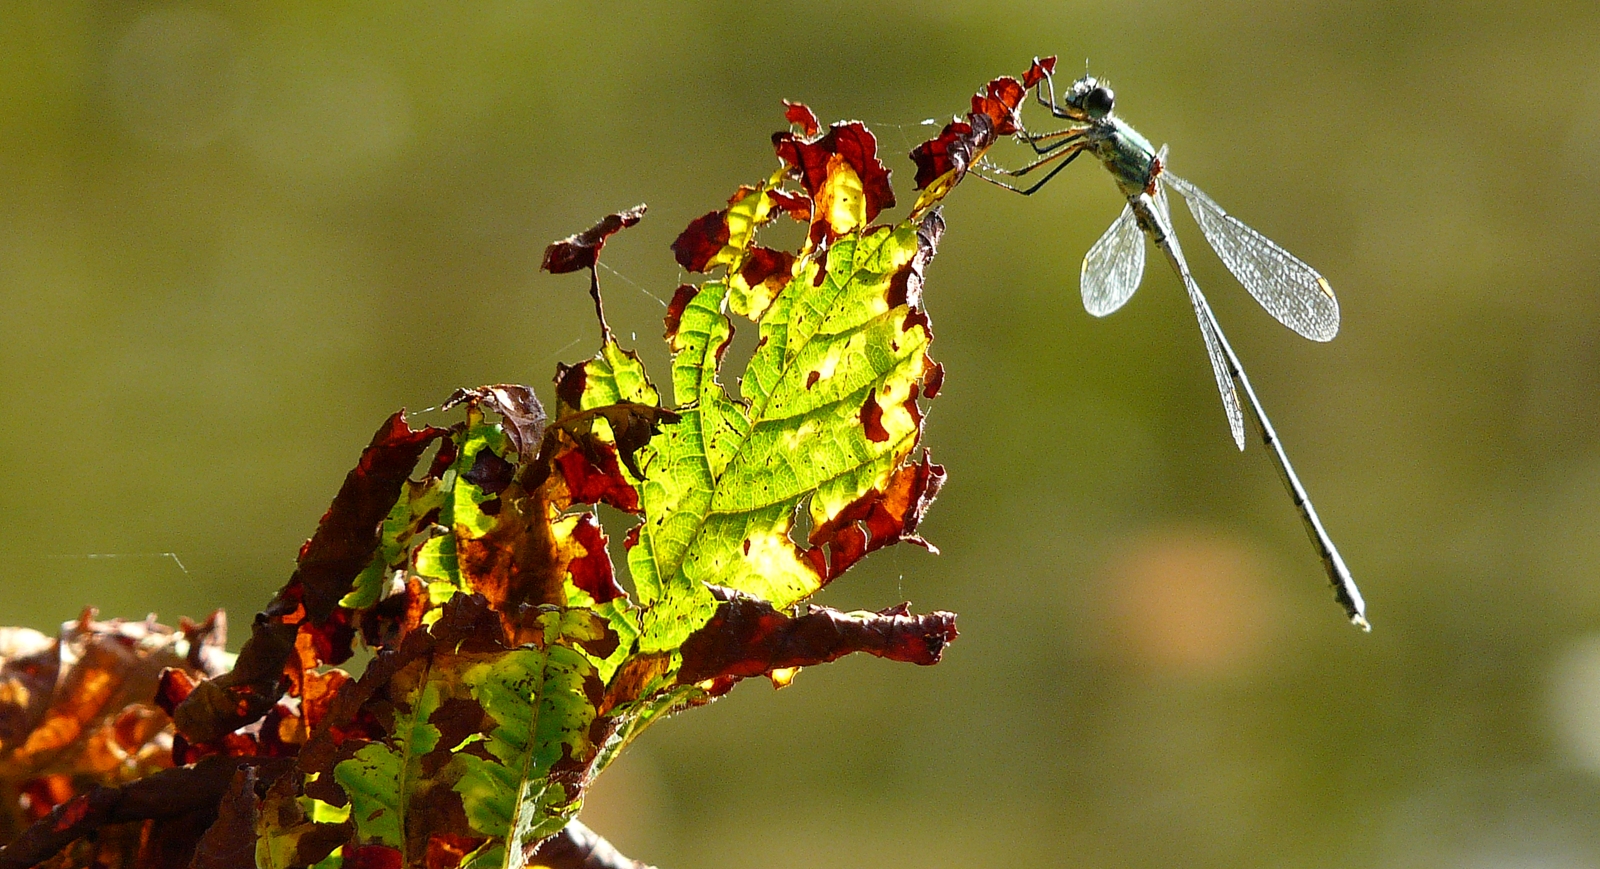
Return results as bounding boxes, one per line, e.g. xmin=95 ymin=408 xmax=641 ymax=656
xmin=0 ymin=613 xmax=227 ymax=846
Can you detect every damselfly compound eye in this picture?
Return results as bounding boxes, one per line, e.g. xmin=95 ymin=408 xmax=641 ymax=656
xmin=1084 ymin=85 xmax=1115 ymax=119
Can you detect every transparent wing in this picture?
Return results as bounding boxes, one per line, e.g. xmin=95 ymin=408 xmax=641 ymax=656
xmin=1166 ymin=173 xmax=1340 ymax=342
xmin=1153 ymin=182 xmax=1246 ymax=449
xmin=1079 ymin=202 xmax=1145 ymax=317
xmin=1189 ymin=281 xmax=1247 ymax=450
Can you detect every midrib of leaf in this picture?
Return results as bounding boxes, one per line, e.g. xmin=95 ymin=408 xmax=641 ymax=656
xmin=452 ymin=645 xmax=593 ymax=869
xmin=716 ymin=230 xmax=919 ymax=507
xmin=633 ymin=222 xmax=925 ymax=620
xmin=332 ymin=660 xmax=444 ymax=855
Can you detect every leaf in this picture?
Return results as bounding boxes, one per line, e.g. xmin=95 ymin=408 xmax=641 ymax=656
xmin=669 ymin=211 xmax=729 ymax=274
xmin=0 ymin=612 xmax=216 ymax=834
xmin=171 ymin=412 xmax=444 ymax=746
xmin=449 ymin=637 xmax=600 ymax=866
xmin=781 ymin=100 xmax=819 ymax=137
xmin=561 ymin=515 xmax=622 ymax=605
xmin=773 ymin=120 xmax=895 ymax=244
xmin=532 ymin=343 xmax=669 ymax=512
xmin=676 ymin=589 xmax=958 ymax=685
xmin=332 ymin=676 xmax=444 ymax=849
xmin=629 ymin=206 xmax=944 ymax=652
xmin=339 ymin=477 xmax=446 ymax=612
xmin=908 ymin=63 xmax=1036 ymax=212
xmin=1023 ymin=55 xmax=1056 ymax=88
xmin=413 ymin=413 xmax=510 ymax=604
xmin=412 ymin=404 xmax=572 ymax=622
xmin=670 ymin=180 xmax=791 ymax=320
xmin=293 ymin=412 xmax=450 ymax=627
xmin=539 ymin=206 xmax=647 ymax=276
xmin=443 ymin=386 xmax=547 ymax=461
xmin=256 ymin=767 xmax=350 ymax=869
xmin=288 ymin=597 xmax=604 ymax=869
xmin=189 ymin=766 xmax=261 ymax=869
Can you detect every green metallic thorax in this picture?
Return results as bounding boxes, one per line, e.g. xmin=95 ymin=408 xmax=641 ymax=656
xmin=1087 ymin=117 xmax=1159 ymax=199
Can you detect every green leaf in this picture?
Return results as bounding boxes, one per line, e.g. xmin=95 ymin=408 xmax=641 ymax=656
xmin=450 ymin=617 xmax=600 ymax=865
xmin=341 ymin=477 xmax=446 ymax=610
xmin=414 ymin=411 xmax=513 ymax=621
xmin=629 ymin=211 xmax=935 ymax=652
xmin=574 ymin=341 xmax=659 ymax=409
xmin=332 ymin=677 xmax=444 ymax=848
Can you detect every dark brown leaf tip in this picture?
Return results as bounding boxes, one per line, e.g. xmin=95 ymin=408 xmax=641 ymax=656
xmin=671 ymin=210 xmax=732 ymax=273
xmin=676 ymin=588 xmax=958 ymax=685
xmin=663 ymin=284 xmax=698 ymax=340
xmin=541 ymin=204 xmax=647 ymax=275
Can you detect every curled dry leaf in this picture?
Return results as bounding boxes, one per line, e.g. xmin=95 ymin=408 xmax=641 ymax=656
xmin=677 ymin=587 xmax=957 ymax=686
xmin=540 ymin=205 xmax=648 ymax=275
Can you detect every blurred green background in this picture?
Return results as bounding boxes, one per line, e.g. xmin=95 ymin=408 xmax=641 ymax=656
xmin=5 ymin=2 xmax=1600 ymax=867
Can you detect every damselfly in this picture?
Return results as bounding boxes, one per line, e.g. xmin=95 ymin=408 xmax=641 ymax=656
xmin=977 ymin=60 xmax=1367 ymax=629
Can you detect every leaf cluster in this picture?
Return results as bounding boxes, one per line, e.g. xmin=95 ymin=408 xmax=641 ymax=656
xmin=0 ymin=63 xmax=1042 ymax=869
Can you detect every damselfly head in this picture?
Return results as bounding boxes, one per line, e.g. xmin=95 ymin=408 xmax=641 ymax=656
xmin=1063 ymin=76 xmax=1115 ymax=121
